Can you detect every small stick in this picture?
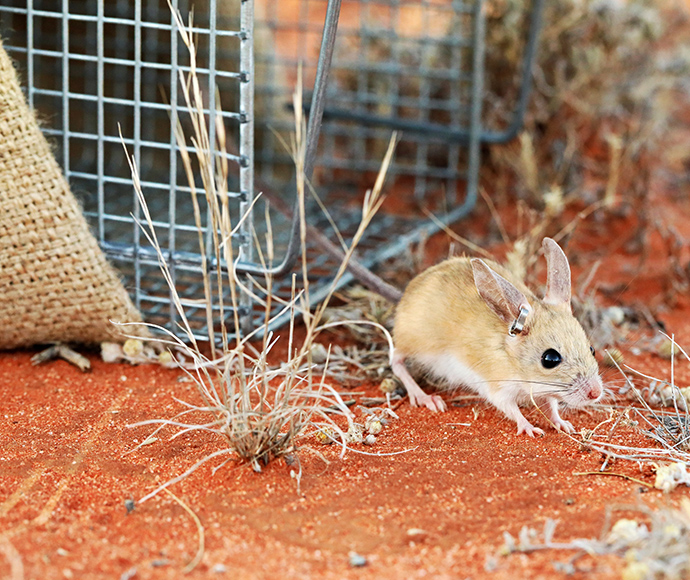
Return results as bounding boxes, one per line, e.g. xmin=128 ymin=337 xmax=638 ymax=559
xmin=604 ymin=134 xmax=622 ymax=208
xmin=31 ymin=344 xmax=91 ymax=372
xmin=479 ymin=187 xmax=510 ymax=245
xmin=573 ymin=471 xmax=654 ymax=488
xmin=391 ymin=398 xmax=408 ymax=412
xmin=361 ymin=397 xmax=387 ymax=406
xmin=164 ymin=489 xmax=205 ymax=573
xmin=324 ymin=399 xmax=356 ymax=412
xmin=422 ymin=208 xmax=494 ymax=259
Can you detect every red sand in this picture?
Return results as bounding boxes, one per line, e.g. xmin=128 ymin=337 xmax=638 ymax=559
xmin=1 ymin=348 xmax=686 ymax=580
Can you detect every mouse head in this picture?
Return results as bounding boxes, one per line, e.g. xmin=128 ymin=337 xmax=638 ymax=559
xmin=470 ymin=238 xmax=603 ymax=407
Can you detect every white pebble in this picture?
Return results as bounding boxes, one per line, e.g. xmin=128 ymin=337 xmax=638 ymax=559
xmin=363 ymin=434 xmax=377 ymax=445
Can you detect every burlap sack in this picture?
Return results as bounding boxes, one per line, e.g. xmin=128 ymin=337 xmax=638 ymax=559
xmin=0 ymin=39 xmax=147 ymax=348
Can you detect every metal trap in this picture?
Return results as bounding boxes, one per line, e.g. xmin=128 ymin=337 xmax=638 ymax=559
xmin=0 ymin=0 xmax=543 ymax=341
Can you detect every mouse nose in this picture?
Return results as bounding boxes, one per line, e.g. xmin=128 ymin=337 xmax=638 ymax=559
xmin=586 ymin=379 xmax=603 ymax=400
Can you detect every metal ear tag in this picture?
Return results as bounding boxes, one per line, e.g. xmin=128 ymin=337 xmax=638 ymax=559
xmin=509 ymin=306 xmax=530 ymax=336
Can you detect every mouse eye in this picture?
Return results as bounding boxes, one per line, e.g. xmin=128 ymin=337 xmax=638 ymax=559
xmin=541 ymin=349 xmax=562 ymax=369
xmin=590 ymin=346 xmax=596 ymax=357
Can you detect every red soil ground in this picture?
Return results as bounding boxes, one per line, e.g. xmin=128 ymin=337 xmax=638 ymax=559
xmin=1 ymin=348 xmax=687 ymax=580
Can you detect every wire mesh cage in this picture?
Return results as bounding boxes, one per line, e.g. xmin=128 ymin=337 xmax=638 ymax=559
xmin=0 ymin=0 xmax=273 ymax=339
xmin=0 ymin=0 xmax=542 ymax=341
xmin=257 ymin=2 xmax=483 ymax=200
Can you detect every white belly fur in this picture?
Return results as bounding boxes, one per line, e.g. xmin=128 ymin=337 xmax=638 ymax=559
xmin=414 ymin=352 xmax=493 ymax=400
xmin=415 ymin=352 xmax=546 ymax=410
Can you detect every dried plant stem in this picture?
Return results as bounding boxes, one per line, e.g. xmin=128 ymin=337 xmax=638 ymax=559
xmin=574 ymin=471 xmax=653 ymax=488
xmin=479 ymin=187 xmax=510 ymax=245
xmin=519 ymin=132 xmax=539 ymax=198
xmin=139 ymin=449 xmax=233 ymax=505
xmin=163 ymin=489 xmax=205 ymax=573
xmin=421 ymin=208 xmax=494 ymax=259
xmin=604 ymin=134 xmax=623 ymax=208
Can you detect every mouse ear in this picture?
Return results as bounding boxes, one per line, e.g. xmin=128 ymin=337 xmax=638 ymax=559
xmin=542 ymin=238 xmax=571 ymax=310
xmin=471 ymin=259 xmax=531 ymax=328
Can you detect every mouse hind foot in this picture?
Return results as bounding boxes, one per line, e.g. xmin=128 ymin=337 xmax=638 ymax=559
xmin=391 ymin=352 xmax=447 ymax=412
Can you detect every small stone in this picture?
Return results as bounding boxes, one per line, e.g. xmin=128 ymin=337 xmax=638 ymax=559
xmin=406 ymin=528 xmax=428 ymax=542
xmin=622 ymin=561 xmax=650 ymax=580
xmin=607 ymin=519 xmax=648 ymax=544
xmin=125 ymin=499 xmax=135 ymax=514
xmin=348 ymin=552 xmax=367 ymax=567
xmin=211 ymin=564 xmax=227 ymax=574
xmin=553 ymin=562 xmax=576 ymax=575
xmin=484 ymin=556 xmax=498 ymax=573
xmin=365 ymin=417 xmax=383 ymax=435
xmin=345 ymin=424 xmax=364 ymax=445
xmin=604 ymin=306 xmax=626 ymax=326
xmin=654 ymin=462 xmax=690 ymax=492
xmin=120 ymin=568 xmax=137 ymax=580
xmin=603 ymin=348 xmax=624 ymax=368
xmin=123 ymin=338 xmax=144 ymax=358
xmin=158 ymin=350 xmax=174 ymax=367
xmin=658 ymin=341 xmax=680 ymax=360
xmin=101 ymin=342 xmax=124 ymax=363
xmin=363 ymin=434 xmax=377 ymax=445
xmin=379 ymin=377 xmax=399 ymax=394
xmin=315 ymin=427 xmax=336 ymax=445
xmin=310 ymin=343 xmax=329 ymax=364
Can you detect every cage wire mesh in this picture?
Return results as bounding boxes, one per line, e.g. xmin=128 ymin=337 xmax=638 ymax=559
xmin=0 ymin=0 xmax=542 ymax=342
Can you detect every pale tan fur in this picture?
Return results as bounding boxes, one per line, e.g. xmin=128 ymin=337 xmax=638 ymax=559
xmin=395 ymin=258 xmax=523 ymax=359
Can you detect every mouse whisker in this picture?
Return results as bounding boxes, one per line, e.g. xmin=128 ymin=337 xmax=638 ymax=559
xmin=503 ymin=379 xmax=572 ymax=389
xmin=535 ymin=390 xmax=573 ymax=397
xmin=478 ymin=379 xmax=570 ymax=388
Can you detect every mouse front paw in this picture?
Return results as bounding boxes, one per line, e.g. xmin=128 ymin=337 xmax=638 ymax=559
xmin=553 ymin=417 xmax=575 ymax=434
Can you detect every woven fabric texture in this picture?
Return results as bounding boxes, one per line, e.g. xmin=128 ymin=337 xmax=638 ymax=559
xmin=0 ymin=40 xmax=146 ymax=348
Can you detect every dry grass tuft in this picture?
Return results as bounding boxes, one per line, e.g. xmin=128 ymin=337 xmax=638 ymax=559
xmin=485 ymin=0 xmax=689 ymax=208
xmin=120 ymin=5 xmax=399 ymax=502
xmin=490 ymin=499 xmax=690 ymax=578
